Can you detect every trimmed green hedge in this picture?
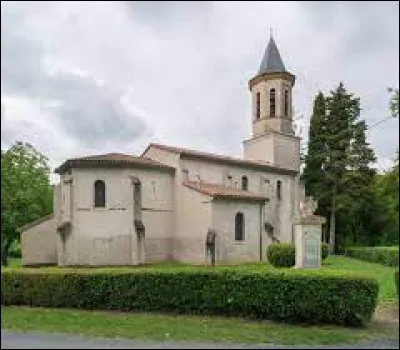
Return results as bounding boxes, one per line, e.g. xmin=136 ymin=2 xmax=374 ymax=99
xmin=267 ymin=243 xmax=296 ymax=268
xmin=345 ymin=247 xmax=399 ymax=267
xmin=1 ymin=269 xmax=378 ymax=326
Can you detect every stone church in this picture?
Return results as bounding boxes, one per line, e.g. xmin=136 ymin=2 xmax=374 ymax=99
xmin=21 ymin=36 xmax=305 ymax=266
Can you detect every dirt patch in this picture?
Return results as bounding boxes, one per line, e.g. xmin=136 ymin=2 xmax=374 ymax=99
xmin=366 ymin=304 xmax=399 ymax=339
xmin=374 ymin=304 xmax=399 ymax=324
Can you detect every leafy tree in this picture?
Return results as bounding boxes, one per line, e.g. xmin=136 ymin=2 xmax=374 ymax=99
xmin=389 ymin=88 xmax=399 ymax=118
xmin=301 ymin=92 xmax=331 ymax=241
xmin=1 ymin=142 xmax=53 ymax=265
xmin=372 ymin=151 xmax=399 ymax=245
xmin=302 ymin=83 xmax=377 ymax=252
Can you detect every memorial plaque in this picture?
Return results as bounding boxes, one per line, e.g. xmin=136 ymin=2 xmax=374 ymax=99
xmin=304 ymin=231 xmax=319 ymax=268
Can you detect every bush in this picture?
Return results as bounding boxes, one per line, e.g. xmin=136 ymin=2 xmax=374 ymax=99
xmin=345 ymin=247 xmax=399 ymax=267
xmin=396 ymin=270 xmax=399 ymax=298
xmin=267 ymin=242 xmax=329 ymax=267
xmin=9 ymin=241 xmax=21 ymax=259
xmin=267 ymin=243 xmax=295 ymax=268
xmin=322 ymin=243 xmax=329 ymax=260
xmin=1 ymin=269 xmax=378 ymax=326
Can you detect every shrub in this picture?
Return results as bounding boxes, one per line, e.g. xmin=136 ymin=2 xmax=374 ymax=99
xmin=9 ymin=241 xmax=21 ymax=259
xmin=267 ymin=242 xmax=329 ymax=267
xmin=345 ymin=247 xmax=399 ymax=267
xmin=396 ymin=270 xmax=399 ymax=298
xmin=322 ymin=243 xmax=329 ymax=260
xmin=1 ymin=269 xmax=378 ymax=326
xmin=267 ymin=243 xmax=295 ymax=268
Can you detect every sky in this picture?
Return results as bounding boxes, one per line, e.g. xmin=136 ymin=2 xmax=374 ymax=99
xmin=1 ymin=1 xmax=399 ymax=182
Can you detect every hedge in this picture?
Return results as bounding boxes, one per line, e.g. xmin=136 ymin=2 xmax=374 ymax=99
xmin=345 ymin=247 xmax=399 ymax=267
xmin=1 ymin=269 xmax=378 ymax=326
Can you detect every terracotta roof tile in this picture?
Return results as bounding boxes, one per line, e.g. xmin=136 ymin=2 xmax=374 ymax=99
xmin=183 ymin=181 xmax=268 ymax=202
xmin=55 ymin=153 xmax=175 ymax=174
xmin=144 ymin=143 xmax=297 ymax=175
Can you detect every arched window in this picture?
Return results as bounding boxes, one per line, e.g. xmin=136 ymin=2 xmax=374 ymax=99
xmin=241 ymin=176 xmax=248 ymax=191
xmin=277 ymin=180 xmax=282 ymax=200
xmin=94 ymin=180 xmax=106 ymax=207
xmin=235 ymin=212 xmax=245 ymax=241
xmin=256 ymin=92 xmax=261 ymax=119
xmin=284 ymin=90 xmax=289 ymax=117
xmin=270 ymin=88 xmax=276 ymax=117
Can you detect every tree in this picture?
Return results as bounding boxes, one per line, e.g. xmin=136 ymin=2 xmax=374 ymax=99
xmin=389 ymin=88 xmax=399 ymax=118
xmin=1 ymin=141 xmax=53 ymax=265
xmin=373 ymin=151 xmax=399 ymax=245
xmin=302 ymin=83 xmax=377 ymax=252
xmin=302 ymin=92 xmax=327 ymax=196
xmin=301 ymin=92 xmax=331 ymax=241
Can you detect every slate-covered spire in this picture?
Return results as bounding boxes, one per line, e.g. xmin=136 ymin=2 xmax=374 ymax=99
xmin=258 ymin=35 xmax=286 ymax=74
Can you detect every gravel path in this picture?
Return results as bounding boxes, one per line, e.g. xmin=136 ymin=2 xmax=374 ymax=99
xmin=1 ymin=331 xmax=399 ymax=349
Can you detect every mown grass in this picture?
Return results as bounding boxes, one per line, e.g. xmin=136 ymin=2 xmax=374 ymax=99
xmin=2 ymin=256 xmax=398 ymax=345
xmin=1 ymin=306 xmax=396 ymax=346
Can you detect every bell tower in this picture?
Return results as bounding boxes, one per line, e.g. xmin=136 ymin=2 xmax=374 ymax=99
xmin=243 ymin=35 xmax=300 ymax=172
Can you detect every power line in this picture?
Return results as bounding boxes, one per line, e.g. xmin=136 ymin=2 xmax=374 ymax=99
xmin=367 ymin=115 xmax=397 ymax=132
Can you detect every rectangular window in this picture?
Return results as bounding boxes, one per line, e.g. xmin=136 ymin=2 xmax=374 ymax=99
xmin=256 ymin=92 xmax=261 ymax=119
xmin=270 ymin=89 xmax=276 ymax=117
xmin=284 ymin=90 xmax=289 ymax=117
xmin=277 ymin=180 xmax=282 ymax=200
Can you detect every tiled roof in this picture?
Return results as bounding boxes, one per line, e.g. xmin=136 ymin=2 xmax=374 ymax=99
xmin=55 ymin=153 xmax=175 ymax=174
xmin=144 ymin=143 xmax=297 ymax=175
xmin=183 ymin=181 xmax=268 ymax=202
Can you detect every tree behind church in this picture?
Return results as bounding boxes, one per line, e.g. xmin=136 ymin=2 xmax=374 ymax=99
xmin=302 ymin=83 xmax=377 ymax=252
xmin=301 ymin=92 xmax=331 ymax=241
xmin=1 ymin=142 xmax=53 ymax=266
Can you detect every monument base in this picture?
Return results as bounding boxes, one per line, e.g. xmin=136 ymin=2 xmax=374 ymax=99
xmin=294 ymin=215 xmax=326 ymax=269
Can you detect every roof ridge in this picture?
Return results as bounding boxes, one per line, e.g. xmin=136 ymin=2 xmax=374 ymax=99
xmin=183 ymin=180 xmax=268 ymax=202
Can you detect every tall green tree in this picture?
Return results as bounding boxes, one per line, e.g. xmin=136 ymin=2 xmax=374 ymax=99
xmin=373 ymin=151 xmax=399 ymax=245
xmin=301 ymin=92 xmax=330 ymax=241
xmin=1 ymin=141 xmax=53 ymax=265
xmin=302 ymin=92 xmax=327 ymax=196
xmin=336 ymin=120 xmax=377 ymax=247
xmin=302 ymin=83 xmax=376 ymax=252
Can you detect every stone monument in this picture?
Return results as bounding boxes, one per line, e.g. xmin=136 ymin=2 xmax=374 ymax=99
xmin=294 ymin=197 xmax=326 ymax=269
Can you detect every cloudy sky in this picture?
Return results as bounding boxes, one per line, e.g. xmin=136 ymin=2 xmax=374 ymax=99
xmin=1 ymin=1 xmax=399 ymax=181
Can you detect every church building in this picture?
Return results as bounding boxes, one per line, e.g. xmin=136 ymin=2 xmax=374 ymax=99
xmin=20 ymin=36 xmax=305 ymax=266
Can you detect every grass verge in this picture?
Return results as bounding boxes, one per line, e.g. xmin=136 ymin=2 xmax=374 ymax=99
xmin=1 ymin=306 xmax=397 ymax=346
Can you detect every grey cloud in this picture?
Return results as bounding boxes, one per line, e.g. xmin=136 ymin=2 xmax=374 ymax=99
xmin=123 ymin=1 xmax=214 ymax=28
xmin=1 ymin=2 xmax=151 ymax=149
xmin=41 ymin=73 xmax=150 ymax=147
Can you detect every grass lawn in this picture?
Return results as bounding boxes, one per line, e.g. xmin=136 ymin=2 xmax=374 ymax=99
xmin=2 ymin=255 xmax=398 ymax=345
xmin=1 ymin=306 xmax=398 ymax=346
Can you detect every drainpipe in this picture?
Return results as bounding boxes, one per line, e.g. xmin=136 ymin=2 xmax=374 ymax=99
xmin=259 ymin=202 xmax=265 ymax=261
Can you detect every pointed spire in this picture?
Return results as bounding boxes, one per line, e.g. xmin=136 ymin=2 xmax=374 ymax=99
xmin=258 ymin=35 xmax=286 ymax=74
